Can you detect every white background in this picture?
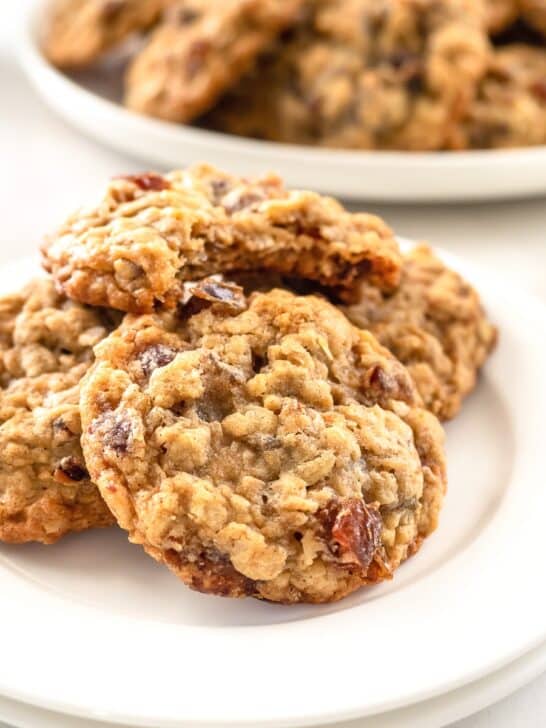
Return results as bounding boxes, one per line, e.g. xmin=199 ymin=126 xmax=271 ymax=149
xmin=1 ymin=3 xmax=545 ymax=727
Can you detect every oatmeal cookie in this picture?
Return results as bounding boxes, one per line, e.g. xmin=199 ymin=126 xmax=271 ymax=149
xmin=0 ymin=279 xmax=117 ymax=544
xmin=453 ymin=45 xmax=546 ymax=149
xmin=485 ymin=0 xmax=520 ymax=34
xmin=43 ymin=0 xmax=167 ymax=69
xmin=42 ymin=165 xmax=401 ymax=313
xmin=205 ymin=0 xmax=489 ymax=150
xmin=344 ymin=245 xmax=497 ymax=421
xmin=125 ymin=0 xmax=304 ymax=122
xmin=520 ymin=0 xmax=546 ymax=36
xmin=81 ymin=284 xmax=446 ymax=604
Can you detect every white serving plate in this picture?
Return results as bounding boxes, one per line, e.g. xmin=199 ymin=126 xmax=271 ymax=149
xmin=0 ymin=248 xmax=545 ymax=728
xmin=17 ymin=1 xmax=546 ymax=204
xmin=1 ymin=639 xmax=545 ymax=728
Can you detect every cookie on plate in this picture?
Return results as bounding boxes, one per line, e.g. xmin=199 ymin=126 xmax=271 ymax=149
xmin=520 ymin=0 xmax=546 ymax=36
xmin=42 ymin=165 xmax=402 ymax=313
xmin=344 ymin=245 xmax=497 ymax=421
xmin=0 ymin=279 xmax=117 ymax=544
xmin=81 ymin=283 xmax=446 ymax=604
xmin=125 ymin=0 xmax=304 ymax=121
xmin=43 ymin=0 xmax=167 ymax=69
xmin=453 ymin=45 xmax=546 ymax=149
xmin=205 ymin=0 xmax=489 ymax=150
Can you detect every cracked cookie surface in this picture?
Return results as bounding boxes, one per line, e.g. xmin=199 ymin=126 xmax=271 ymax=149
xmin=42 ymin=164 xmax=401 ymax=313
xmin=43 ymin=0 xmax=167 ymax=69
xmin=454 ymin=45 xmax=546 ymax=149
xmin=125 ymin=0 xmax=304 ymax=121
xmin=205 ymin=0 xmax=489 ymax=150
xmin=81 ymin=284 xmax=446 ymax=603
xmin=344 ymin=245 xmax=497 ymax=421
xmin=0 ymin=279 xmax=117 ymax=544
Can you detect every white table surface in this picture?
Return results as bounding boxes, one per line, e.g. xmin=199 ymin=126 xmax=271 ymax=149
xmin=1 ymin=4 xmax=545 ymax=728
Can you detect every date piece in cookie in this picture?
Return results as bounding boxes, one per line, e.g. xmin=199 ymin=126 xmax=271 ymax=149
xmin=453 ymin=45 xmax=546 ymax=149
xmin=205 ymin=0 xmax=489 ymax=150
xmin=0 ymin=279 xmax=117 ymax=544
xmin=344 ymin=245 xmax=497 ymax=421
xmin=43 ymin=0 xmax=167 ymax=69
xmin=125 ymin=0 xmax=304 ymax=121
xmin=42 ymin=164 xmax=402 ymax=313
xmin=81 ymin=284 xmax=446 ymax=604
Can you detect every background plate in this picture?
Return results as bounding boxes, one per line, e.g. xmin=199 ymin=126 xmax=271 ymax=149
xmin=17 ymin=1 xmax=546 ymax=204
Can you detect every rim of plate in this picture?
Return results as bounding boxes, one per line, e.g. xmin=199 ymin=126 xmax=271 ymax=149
xmin=0 ymin=246 xmax=545 ymax=728
xmin=0 ymin=638 xmax=546 ymax=728
xmin=16 ymin=0 xmax=546 ymax=203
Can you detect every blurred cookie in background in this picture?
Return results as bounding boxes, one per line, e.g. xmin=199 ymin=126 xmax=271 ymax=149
xmin=454 ymin=44 xmax=546 ymax=149
xmin=43 ymin=0 xmax=169 ymax=69
xmin=125 ymin=0 xmax=305 ymax=122
xmin=204 ymin=0 xmax=490 ymax=151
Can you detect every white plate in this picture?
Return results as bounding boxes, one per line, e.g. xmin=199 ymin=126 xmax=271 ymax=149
xmin=0 ymin=247 xmax=545 ymax=728
xmin=1 ymin=640 xmax=546 ymax=728
xmin=17 ymin=1 xmax=546 ymax=204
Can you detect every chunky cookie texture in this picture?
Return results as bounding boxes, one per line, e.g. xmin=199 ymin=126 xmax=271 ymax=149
xmin=344 ymin=245 xmax=497 ymax=421
xmin=81 ymin=286 xmax=446 ymax=603
xmin=454 ymin=45 xmax=546 ymax=149
xmin=125 ymin=0 xmax=304 ymax=121
xmin=42 ymin=164 xmax=401 ymax=313
xmin=0 ymin=279 xmax=116 ymax=544
xmin=43 ymin=0 xmax=167 ymax=69
xmin=205 ymin=0 xmax=489 ymax=150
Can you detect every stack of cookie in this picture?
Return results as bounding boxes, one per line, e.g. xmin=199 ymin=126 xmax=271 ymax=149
xmin=0 ymin=165 xmax=496 ymax=603
xmin=43 ymin=0 xmax=546 ymax=150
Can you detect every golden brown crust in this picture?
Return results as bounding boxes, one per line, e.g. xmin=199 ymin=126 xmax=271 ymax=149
xmin=0 ymin=279 xmax=117 ymax=544
xmin=42 ymin=165 xmax=402 ymax=313
xmin=81 ymin=286 xmax=446 ymax=603
xmin=43 ymin=0 xmax=167 ymax=69
xmin=125 ymin=0 xmax=305 ymax=121
xmin=344 ymin=245 xmax=497 ymax=420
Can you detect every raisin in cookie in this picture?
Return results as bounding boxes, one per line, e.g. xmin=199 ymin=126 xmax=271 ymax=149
xmin=205 ymin=0 xmax=489 ymax=150
xmin=344 ymin=245 xmax=497 ymax=421
xmin=125 ymin=0 xmax=304 ymax=122
xmin=0 ymin=279 xmax=117 ymax=544
xmin=453 ymin=45 xmax=546 ymax=149
xmin=81 ymin=284 xmax=446 ymax=604
xmin=42 ymin=165 xmax=401 ymax=313
xmin=43 ymin=0 xmax=167 ymax=69
xmin=520 ymin=0 xmax=546 ymax=36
